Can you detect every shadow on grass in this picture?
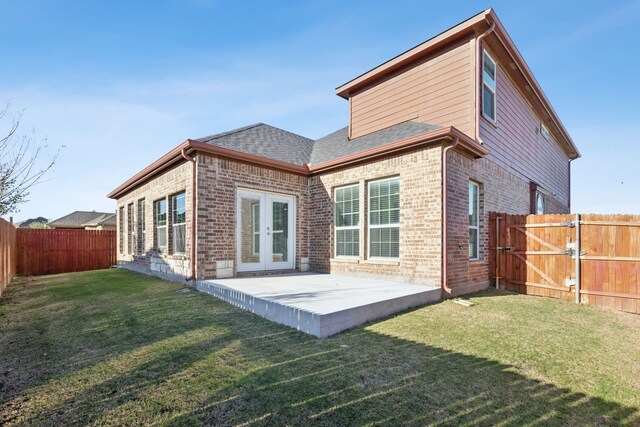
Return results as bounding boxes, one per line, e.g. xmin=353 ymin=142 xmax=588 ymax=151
xmin=1 ymin=271 xmax=639 ymax=426
xmin=14 ymin=319 xmax=640 ymax=425
xmin=0 ymin=270 xmax=248 ymax=403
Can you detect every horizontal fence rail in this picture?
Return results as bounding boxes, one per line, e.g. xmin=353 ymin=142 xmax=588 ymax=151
xmin=16 ymin=229 xmax=117 ymax=276
xmin=0 ymin=218 xmax=17 ymax=296
xmin=490 ymin=213 xmax=640 ymax=315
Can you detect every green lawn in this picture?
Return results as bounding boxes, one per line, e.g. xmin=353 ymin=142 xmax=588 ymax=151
xmin=0 ymin=270 xmax=638 ymax=426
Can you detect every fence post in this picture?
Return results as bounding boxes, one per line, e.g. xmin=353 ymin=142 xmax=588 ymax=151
xmin=575 ymin=213 xmax=581 ymax=304
xmin=495 ymin=215 xmax=500 ymax=290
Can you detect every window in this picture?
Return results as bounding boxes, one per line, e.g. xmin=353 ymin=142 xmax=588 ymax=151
xmin=536 ymin=193 xmax=545 ymax=214
xmin=272 ymin=201 xmax=288 ymax=256
xmin=469 ymin=182 xmax=480 ymax=259
xmin=138 ymin=199 xmax=145 ymax=255
xmin=127 ymin=203 xmax=135 ymax=254
xmin=172 ymin=192 xmax=186 ymax=254
xmin=252 ymin=203 xmax=260 ymax=255
xmin=334 ymin=185 xmax=360 ymax=257
xmin=118 ymin=206 xmax=124 ymax=254
xmin=155 ymin=199 xmax=167 ymax=252
xmin=540 ymin=123 xmax=550 ymax=140
xmin=482 ymin=50 xmax=497 ymax=121
xmin=368 ymin=177 xmax=400 ymax=258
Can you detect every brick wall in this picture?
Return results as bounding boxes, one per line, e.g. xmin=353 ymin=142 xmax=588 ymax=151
xmin=196 ymin=155 xmax=309 ymax=279
xmin=115 ymin=161 xmax=193 ymax=279
xmin=445 ymin=151 xmax=569 ymax=296
xmin=309 ymin=146 xmax=443 ymax=286
xmin=113 ymin=139 xmax=570 ymax=294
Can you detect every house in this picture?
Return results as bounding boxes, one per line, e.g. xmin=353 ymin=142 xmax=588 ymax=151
xmin=48 ymin=211 xmax=117 ymax=230
xmin=108 ymin=9 xmax=579 ymax=297
xmin=14 ymin=216 xmax=49 ymax=228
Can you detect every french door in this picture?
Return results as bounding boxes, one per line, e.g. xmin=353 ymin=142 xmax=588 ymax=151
xmin=236 ymin=189 xmax=296 ymax=272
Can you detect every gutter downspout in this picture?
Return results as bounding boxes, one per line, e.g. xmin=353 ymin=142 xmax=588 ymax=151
xmin=181 ymin=148 xmax=197 ymax=283
xmin=475 ymin=20 xmax=495 ymax=144
xmin=441 ymin=137 xmax=459 ymax=296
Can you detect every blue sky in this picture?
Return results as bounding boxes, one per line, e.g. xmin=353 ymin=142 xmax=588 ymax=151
xmin=2 ymin=0 xmax=640 ymax=221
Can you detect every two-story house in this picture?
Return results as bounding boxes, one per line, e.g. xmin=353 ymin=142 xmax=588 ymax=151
xmin=108 ymin=8 xmax=580 ymax=297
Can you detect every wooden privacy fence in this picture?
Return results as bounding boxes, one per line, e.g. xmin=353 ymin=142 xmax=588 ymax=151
xmin=490 ymin=213 xmax=640 ymax=314
xmin=0 ymin=218 xmax=17 ymax=296
xmin=16 ymin=229 xmax=117 ymax=276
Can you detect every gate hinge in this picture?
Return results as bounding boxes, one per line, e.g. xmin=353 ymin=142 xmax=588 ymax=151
xmin=562 ymin=221 xmax=576 ymax=228
xmin=497 ymin=246 xmax=514 ymax=252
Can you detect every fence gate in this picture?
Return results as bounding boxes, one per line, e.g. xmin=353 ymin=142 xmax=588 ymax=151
xmin=490 ymin=213 xmax=640 ymax=314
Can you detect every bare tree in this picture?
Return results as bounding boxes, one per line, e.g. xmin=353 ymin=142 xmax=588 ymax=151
xmin=0 ymin=104 xmax=62 ymax=216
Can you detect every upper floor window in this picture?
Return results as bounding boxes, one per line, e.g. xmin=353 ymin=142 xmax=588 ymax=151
xmin=369 ymin=177 xmax=400 ymax=258
xmin=469 ymin=181 xmax=480 ymax=260
xmin=540 ymin=123 xmax=551 ymax=140
xmin=155 ymin=199 xmax=167 ymax=253
xmin=172 ymin=192 xmax=186 ymax=254
xmin=536 ymin=193 xmax=545 ymax=215
xmin=482 ymin=50 xmax=497 ymax=121
xmin=334 ymin=184 xmax=360 ymax=257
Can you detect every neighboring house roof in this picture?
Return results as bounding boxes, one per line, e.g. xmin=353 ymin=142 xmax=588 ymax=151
xmin=49 ymin=211 xmax=116 ymax=228
xmin=84 ymin=213 xmax=117 ymax=228
xmin=195 ymin=123 xmax=314 ymax=166
xmin=310 ymin=121 xmax=441 ymax=165
xmin=15 ymin=216 xmax=48 ymax=228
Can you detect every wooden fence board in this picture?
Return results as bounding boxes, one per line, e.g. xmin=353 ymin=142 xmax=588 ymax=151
xmin=0 ymin=218 xmax=17 ymax=296
xmin=491 ymin=213 xmax=640 ymax=315
xmin=16 ymin=229 xmax=116 ymax=276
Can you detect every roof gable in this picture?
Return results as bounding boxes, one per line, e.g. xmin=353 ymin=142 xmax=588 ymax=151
xmin=334 ymin=8 xmax=579 ymax=159
xmin=196 ymin=123 xmax=314 ymax=166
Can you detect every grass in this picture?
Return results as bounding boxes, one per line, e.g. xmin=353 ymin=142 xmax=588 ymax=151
xmin=0 ymin=269 xmax=638 ymax=426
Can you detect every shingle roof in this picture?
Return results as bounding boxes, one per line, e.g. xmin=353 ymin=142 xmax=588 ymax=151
xmin=195 ymin=123 xmax=314 ymax=166
xmin=194 ymin=121 xmax=440 ymax=167
xmin=309 ymin=121 xmax=441 ymax=165
xmin=91 ymin=213 xmax=116 ymax=226
xmin=108 ymin=119 xmax=461 ymax=199
xmin=49 ymin=211 xmax=115 ymax=228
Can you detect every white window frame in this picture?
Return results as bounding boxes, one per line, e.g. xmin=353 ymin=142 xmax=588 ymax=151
xmin=155 ymin=199 xmax=167 ymax=253
xmin=271 ymin=201 xmax=286 ymax=257
xmin=139 ymin=199 xmax=145 ymax=255
xmin=469 ymin=181 xmax=480 ymax=260
xmin=482 ymin=50 xmax=497 ymax=122
xmin=127 ymin=203 xmax=135 ymax=255
xmin=368 ymin=177 xmax=400 ymax=260
xmin=334 ymin=184 xmax=360 ymax=258
xmin=119 ymin=206 xmax=124 ymax=254
xmin=536 ymin=193 xmax=545 ymax=215
xmin=171 ymin=192 xmax=186 ymax=254
xmin=540 ymin=122 xmax=551 ymax=140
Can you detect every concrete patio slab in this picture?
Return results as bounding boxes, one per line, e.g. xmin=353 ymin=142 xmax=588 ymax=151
xmin=195 ymin=273 xmax=441 ymax=338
